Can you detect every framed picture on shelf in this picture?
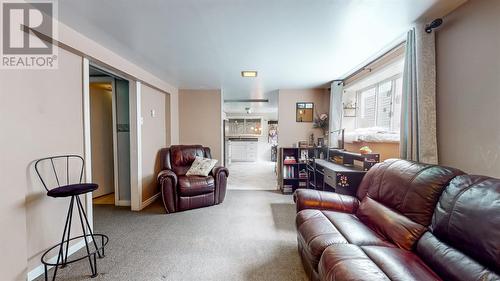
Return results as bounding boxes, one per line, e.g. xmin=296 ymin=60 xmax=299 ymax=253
xmin=317 ymin=137 xmax=324 ymax=147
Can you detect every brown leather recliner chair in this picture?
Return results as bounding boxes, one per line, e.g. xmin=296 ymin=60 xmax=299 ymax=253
xmin=157 ymin=145 xmax=229 ymax=213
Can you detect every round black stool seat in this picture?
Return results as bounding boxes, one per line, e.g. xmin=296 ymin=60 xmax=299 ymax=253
xmin=47 ymin=183 xmax=98 ymax=198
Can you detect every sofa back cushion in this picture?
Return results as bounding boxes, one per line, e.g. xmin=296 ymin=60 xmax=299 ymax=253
xmin=357 ymin=197 xmax=427 ymax=250
xmin=416 ymin=175 xmax=500 ymax=280
xmin=417 ymin=232 xmax=499 ymax=281
xmin=169 ymin=145 xmax=211 ymax=175
xmin=356 ymin=159 xmax=463 ymax=226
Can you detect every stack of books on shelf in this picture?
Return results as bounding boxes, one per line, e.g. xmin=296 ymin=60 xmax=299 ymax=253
xmin=283 ymin=165 xmax=295 ymax=179
xmin=283 ymin=156 xmax=297 ymax=164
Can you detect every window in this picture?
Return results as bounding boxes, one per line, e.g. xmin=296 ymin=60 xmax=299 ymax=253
xmin=355 ymin=75 xmax=402 ymax=131
xmin=358 ymin=86 xmax=376 ymax=128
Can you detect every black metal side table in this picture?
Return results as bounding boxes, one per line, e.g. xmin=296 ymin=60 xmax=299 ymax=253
xmin=35 ymin=155 xmax=109 ymax=280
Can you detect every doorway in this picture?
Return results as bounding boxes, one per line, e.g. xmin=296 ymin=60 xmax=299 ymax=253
xmin=223 ymin=98 xmax=279 ymax=190
xmin=89 ymin=66 xmax=131 ymax=207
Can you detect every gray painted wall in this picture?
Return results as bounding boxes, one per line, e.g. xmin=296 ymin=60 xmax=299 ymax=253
xmin=436 ymin=0 xmax=500 ymax=177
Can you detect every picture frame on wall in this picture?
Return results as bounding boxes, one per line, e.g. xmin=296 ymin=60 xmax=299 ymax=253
xmin=296 ymin=102 xmax=314 ymax=122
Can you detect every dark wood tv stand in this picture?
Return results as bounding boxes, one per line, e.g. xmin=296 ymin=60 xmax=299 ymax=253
xmin=310 ymin=149 xmax=379 ymax=196
xmin=312 ymin=159 xmax=366 ymax=196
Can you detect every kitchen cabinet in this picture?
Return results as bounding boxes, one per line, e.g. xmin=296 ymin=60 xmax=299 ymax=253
xmin=229 ymin=140 xmax=258 ymax=162
xmin=226 ymin=118 xmax=262 ymax=137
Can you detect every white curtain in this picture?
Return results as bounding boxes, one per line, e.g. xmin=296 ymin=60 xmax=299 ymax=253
xmin=400 ymin=26 xmax=438 ymax=164
xmin=329 ymin=80 xmax=343 ymax=148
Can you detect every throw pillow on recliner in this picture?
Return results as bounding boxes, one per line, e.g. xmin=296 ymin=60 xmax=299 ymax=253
xmin=186 ymin=156 xmax=218 ymax=177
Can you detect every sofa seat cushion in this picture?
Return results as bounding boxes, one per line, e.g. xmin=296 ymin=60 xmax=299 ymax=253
xmin=361 ymin=245 xmax=442 ymax=281
xmin=178 ymin=175 xmax=215 ymax=196
xmin=319 ymin=244 xmax=441 ymax=281
xmin=296 ymin=209 xmax=394 ymax=270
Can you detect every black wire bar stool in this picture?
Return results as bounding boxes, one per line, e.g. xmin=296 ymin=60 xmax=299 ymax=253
xmin=35 ymin=155 xmax=109 ymax=280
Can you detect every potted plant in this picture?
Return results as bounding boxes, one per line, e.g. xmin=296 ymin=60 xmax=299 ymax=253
xmin=313 ymin=113 xmax=329 ymax=136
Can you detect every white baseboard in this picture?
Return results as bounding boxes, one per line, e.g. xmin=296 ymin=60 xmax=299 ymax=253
xmin=27 ymin=238 xmax=87 ymax=281
xmin=115 ymin=200 xmax=131 ymax=206
xmin=141 ymin=193 xmax=160 ymax=210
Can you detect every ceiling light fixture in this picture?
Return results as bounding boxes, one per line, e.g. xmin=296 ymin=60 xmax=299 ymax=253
xmin=241 ymin=71 xmax=257 ymax=77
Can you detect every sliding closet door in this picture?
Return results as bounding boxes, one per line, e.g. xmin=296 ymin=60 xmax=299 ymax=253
xmin=115 ymin=79 xmax=131 ymax=204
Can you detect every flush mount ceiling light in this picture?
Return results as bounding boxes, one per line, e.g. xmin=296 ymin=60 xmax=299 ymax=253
xmin=241 ymin=71 xmax=257 ymax=77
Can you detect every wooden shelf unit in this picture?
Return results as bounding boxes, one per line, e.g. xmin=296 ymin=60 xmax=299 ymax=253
xmin=278 ymin=147 xmax=328 ymax=194
xmin=278 ymin=147 xmax=380 ymax=195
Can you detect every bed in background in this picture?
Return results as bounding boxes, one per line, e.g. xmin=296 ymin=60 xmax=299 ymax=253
xmin=343 ymin=127 xmax=400 ymax=161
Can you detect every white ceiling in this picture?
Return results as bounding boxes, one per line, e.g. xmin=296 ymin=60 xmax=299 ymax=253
xmin=58 ymin=0 xmax=460 ymax=110
xmin=223 ymin=89 xmax=279 ymax=116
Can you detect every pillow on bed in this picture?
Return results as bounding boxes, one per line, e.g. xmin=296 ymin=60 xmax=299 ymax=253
xmin=186 ymin=156 xmax=218 ymax=177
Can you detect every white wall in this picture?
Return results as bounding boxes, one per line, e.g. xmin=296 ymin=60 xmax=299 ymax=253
xmin=179 ymin=90 xmax=223 ymax=162
xmin=0 ymin=22 xmax=179 ymax=280
xmin=436 ymin=0 xmax=500 ymax=178
xmin=0 ymin=48 xmax=85 ymax=279
xmin=141 ymin=84 xmax=168 ymax=203
xmin=278 ymin=89 xmax=330 ymax=147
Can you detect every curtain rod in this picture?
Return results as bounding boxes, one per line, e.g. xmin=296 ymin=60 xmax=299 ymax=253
xmin=340 ymin=40 xmax=406 ymax=84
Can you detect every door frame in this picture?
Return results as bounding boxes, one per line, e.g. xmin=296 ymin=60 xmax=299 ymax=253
xmin=88 ymin=76 xmax=122 ymax=206
xmin=83 ymin=58 xmax=142 ymax=213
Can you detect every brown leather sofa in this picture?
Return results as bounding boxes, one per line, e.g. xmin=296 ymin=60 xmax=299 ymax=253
xmin=294 ymin=159 xmax=500 ymax=281
xmin=157 ymin=145 xmax=229 ymax=213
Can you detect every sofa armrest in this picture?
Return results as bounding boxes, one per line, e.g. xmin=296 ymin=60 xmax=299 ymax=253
xmin=211 ymin=166 xmax=229 ymax=204
xmin=211 ymin=166 xmax=229 ymax=178
xmin=157 ymin=169 xmax=178 ymax=187
xmin=293 ymin=189 xmax=359 ymax=214
xmin=157 ymin=169 xmax=178 ymax=213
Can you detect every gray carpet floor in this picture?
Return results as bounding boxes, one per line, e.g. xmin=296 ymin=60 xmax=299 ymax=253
xmin=37 ymin=190 xmax=307 ymax=281
xmin=228 ymin=161 xmax=278 ymax=190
